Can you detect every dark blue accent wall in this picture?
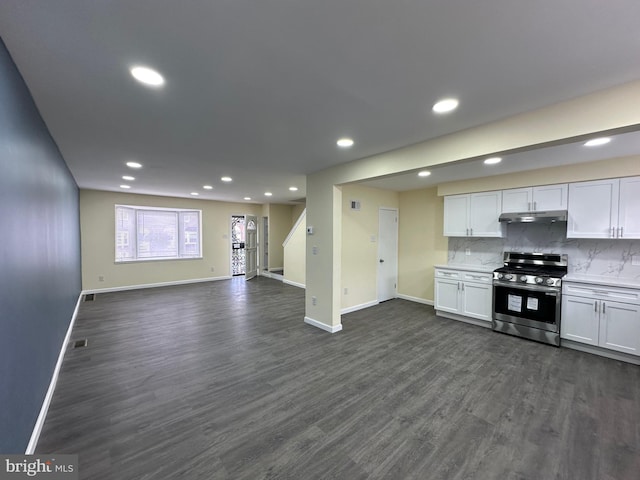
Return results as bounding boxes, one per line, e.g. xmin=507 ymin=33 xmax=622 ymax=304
xmin=0 ymin=38 xmax=82 ymax=453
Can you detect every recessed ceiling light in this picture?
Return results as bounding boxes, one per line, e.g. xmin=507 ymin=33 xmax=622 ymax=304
xmin=265 ymin=192 xmax=273 ymax=197
xmin=190 ymin=192 xmax=199 ymax=196
xmin=203 ymin=185 xmax=213 ymax=190
xmin=130 ymin=66 xmax=165 ymax=87
xmin=484 ymin=157 xmax=502 ymax=165
xmin=244 ymin=197 xmax=252 ymax=201
xmin=418 ymin=171 xmax=431 ymax=177
xmin=120 ymin=185 xmax=131 ymax=189
xmin=432 ymin=98 xmax=459 ymax=114
xmin=337 ymin=138 xmax=354 ymax=148
xmin=584 ymin=137 xmax=611 ymax=147
xmin=122 ymin=175 xmax=135 ymax=181
xmin=289 ymin=186 xmax=299 ymax=191
xmin=221 ymin=176 xmax=233 ymax=182
xmin=126 ymin=161 xmax=142 ymax=169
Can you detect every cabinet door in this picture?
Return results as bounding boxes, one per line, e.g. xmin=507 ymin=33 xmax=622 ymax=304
xmin=532 ymin=184 xmax=568 ymax=211
xmin=502 ymin=188 xmax=532 ymax=213
xmin=567 ymin=179 xmax=619 ymax=238
xmin=461 ymin=282 xmax=492 ymax=322
xmin=443 ymin=194 xmax=470 ymax=237
xmin=599 ymin=301 xmax=640 ymax=355
xmin=435 ymin=278 xmax=461 ymax=314
xmin=618 ymin=176 xmax=640 ymax=239
xmin=561 ymin=295 xmax=599 ymax=345
xmin=469 ymin=191 xmax=504 ymax=237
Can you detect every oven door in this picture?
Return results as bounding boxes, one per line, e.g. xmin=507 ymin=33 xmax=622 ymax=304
xmin=493 ymin=282 xmax=561 ymax=333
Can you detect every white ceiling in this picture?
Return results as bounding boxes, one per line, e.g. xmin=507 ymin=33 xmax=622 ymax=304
xmin=1 ymin=1 xmax=640 ymax=203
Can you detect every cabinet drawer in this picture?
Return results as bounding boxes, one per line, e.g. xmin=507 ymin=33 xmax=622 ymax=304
xmin=435 ymin=269 xmax=461 ymax=280
xmin=462 ymin=272 xmax=493 ymax=284
xmin=563 ymin=283 xmax=640 ymax=304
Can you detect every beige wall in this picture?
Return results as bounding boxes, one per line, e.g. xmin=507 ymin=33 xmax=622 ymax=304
xmin=341 ymin=184 xmax=399 ymax=311
xmin=266 ymin=204 xmax=294 ymax=270
xmin=398 ymin=187 xmax=447 ymax=302
xmin=80 ymin=189 xmax=262 ymax=291
xmin=437 ymin=155 xmax=640 ymax=196
xmin=291 ymin=203 xmax=306 ymax=225
xmin=283 ymin=210 xmax=306 ymax=287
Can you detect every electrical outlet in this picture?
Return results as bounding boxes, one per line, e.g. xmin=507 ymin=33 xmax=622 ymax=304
xmin=344 ymin=287 xmax=348 ymax=295
xmin=312 ymin=296 xmax=317 ymax=306
xmin=98 ymin=275 xmax=104 ymax=282
xmin=211 ymin=266 xmax=215 ymax=272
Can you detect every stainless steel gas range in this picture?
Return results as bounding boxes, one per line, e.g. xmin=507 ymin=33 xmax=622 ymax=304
xmin=492 ymin=252 xmax=568 ymax=346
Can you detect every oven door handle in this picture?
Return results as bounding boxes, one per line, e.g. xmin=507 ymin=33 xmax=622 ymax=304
xmin=493 ymin=281 xmax=560 ymax=294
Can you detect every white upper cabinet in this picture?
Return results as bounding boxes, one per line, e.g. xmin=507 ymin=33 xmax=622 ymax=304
xmin=443 ymin=194 xmax=470 ymax=237
xmin=618 ymin=176 xmax=640 ymax=238
xmin=532 ymin=184 xmax=569 ymax=211
xmin=567 ymin=176 xmax=640 ymax=239
xmin=502 ymin=184 xmax=568 ymax=213
xmin=444 ymin=191 xmax=504 ymax=237
xmin=567 ymin=179 xmax=619 ymax=238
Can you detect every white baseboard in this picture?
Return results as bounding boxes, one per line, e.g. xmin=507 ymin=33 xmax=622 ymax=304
xmin=304 ymin=316 xmax=343 ymax=333
xmin=283 ymin=279 xmax=305 ymax=289
xmin=436 ymin=310 xmax=492 ymax=329
xmin=396 ymin=294 xmax=434 ymax=306
xmin=562 ymin=339 xmax=640 ymax=365
xmin=83 ymin=275 xmax=232 ymax=294
xmin=26 ymin=292 xmax=83 ymax=454
xmin=341 ymin=300 xmax=379 ymax=315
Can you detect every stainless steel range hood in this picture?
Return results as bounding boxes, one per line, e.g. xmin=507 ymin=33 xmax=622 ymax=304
xmin=498 ymin=210 xmax=568 ymax=224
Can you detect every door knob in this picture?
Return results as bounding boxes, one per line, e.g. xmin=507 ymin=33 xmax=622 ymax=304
xmin=379 ymin=259 xmax=384 ymax=263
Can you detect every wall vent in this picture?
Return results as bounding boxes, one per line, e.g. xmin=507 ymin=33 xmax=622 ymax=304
xmin=73 ymin=339 xmax=88 ymax=348
xmin=83 ymin=293 xmax=95 ymax=302
xmin=350 ymin=200 xmax=361 ymax=211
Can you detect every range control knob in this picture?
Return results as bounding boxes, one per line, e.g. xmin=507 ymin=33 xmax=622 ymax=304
xmin=535 ymin=277 xmax=544 ymax=284
xmin=504 ymin=274 xmax=513 ymax=280
xmin=546 ymin=278 xmax=555 ymax=286
xmin=497 ymin=273 xmax=504 ymax=279
xmin=520 ymin=275 xmax=528 ymax=282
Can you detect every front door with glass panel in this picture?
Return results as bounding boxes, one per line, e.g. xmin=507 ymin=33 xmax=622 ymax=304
xmin=245 ymin=215 xmax=258 ymax=280
xmin=231 ymin=215 xmax=246 ymax=276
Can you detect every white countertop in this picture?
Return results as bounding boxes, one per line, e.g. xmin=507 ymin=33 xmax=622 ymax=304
xmin=563 ymin=273 xmax=640 ymax=289
xmin=434 ymin=264 xmax=500 ymax=273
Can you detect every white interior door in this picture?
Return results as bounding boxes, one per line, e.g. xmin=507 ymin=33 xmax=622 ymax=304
xmin=377 ymin=208 xmax=398 ymax=302
xmin=245 ymin=215 xmax=258 ymax=280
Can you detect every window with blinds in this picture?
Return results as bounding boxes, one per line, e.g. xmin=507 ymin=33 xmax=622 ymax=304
xmin=115 ymin=205 xmax=202 ymax=262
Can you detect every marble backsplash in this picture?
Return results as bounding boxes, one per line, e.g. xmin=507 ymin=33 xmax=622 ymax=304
xmin=448 ymin=223 xmax=640 ymax=281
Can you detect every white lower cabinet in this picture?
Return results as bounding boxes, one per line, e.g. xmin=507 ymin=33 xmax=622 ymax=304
xmin=435 ymin=268 xmax=493 ymax=322
xmin=562 ymin=282 xmax=640 ymax=356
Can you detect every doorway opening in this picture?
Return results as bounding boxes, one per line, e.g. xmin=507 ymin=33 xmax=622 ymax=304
xmin=231 ymin=215 xmax=246 ymax=276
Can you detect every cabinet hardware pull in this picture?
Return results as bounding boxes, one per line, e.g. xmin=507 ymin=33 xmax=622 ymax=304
xmin=602 ymin=302 xmax=606 ymax=314
xmin=620 ymin=227 xmax=624 ymax=238
xmin=594 ymin=301 xmax=598 ymax=313
xmin=462 ymin=283 xmax=465 ymax=291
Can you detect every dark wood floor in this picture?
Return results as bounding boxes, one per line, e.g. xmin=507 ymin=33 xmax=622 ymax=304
xmin=38 ymin=277 xmax=640 ymax=479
